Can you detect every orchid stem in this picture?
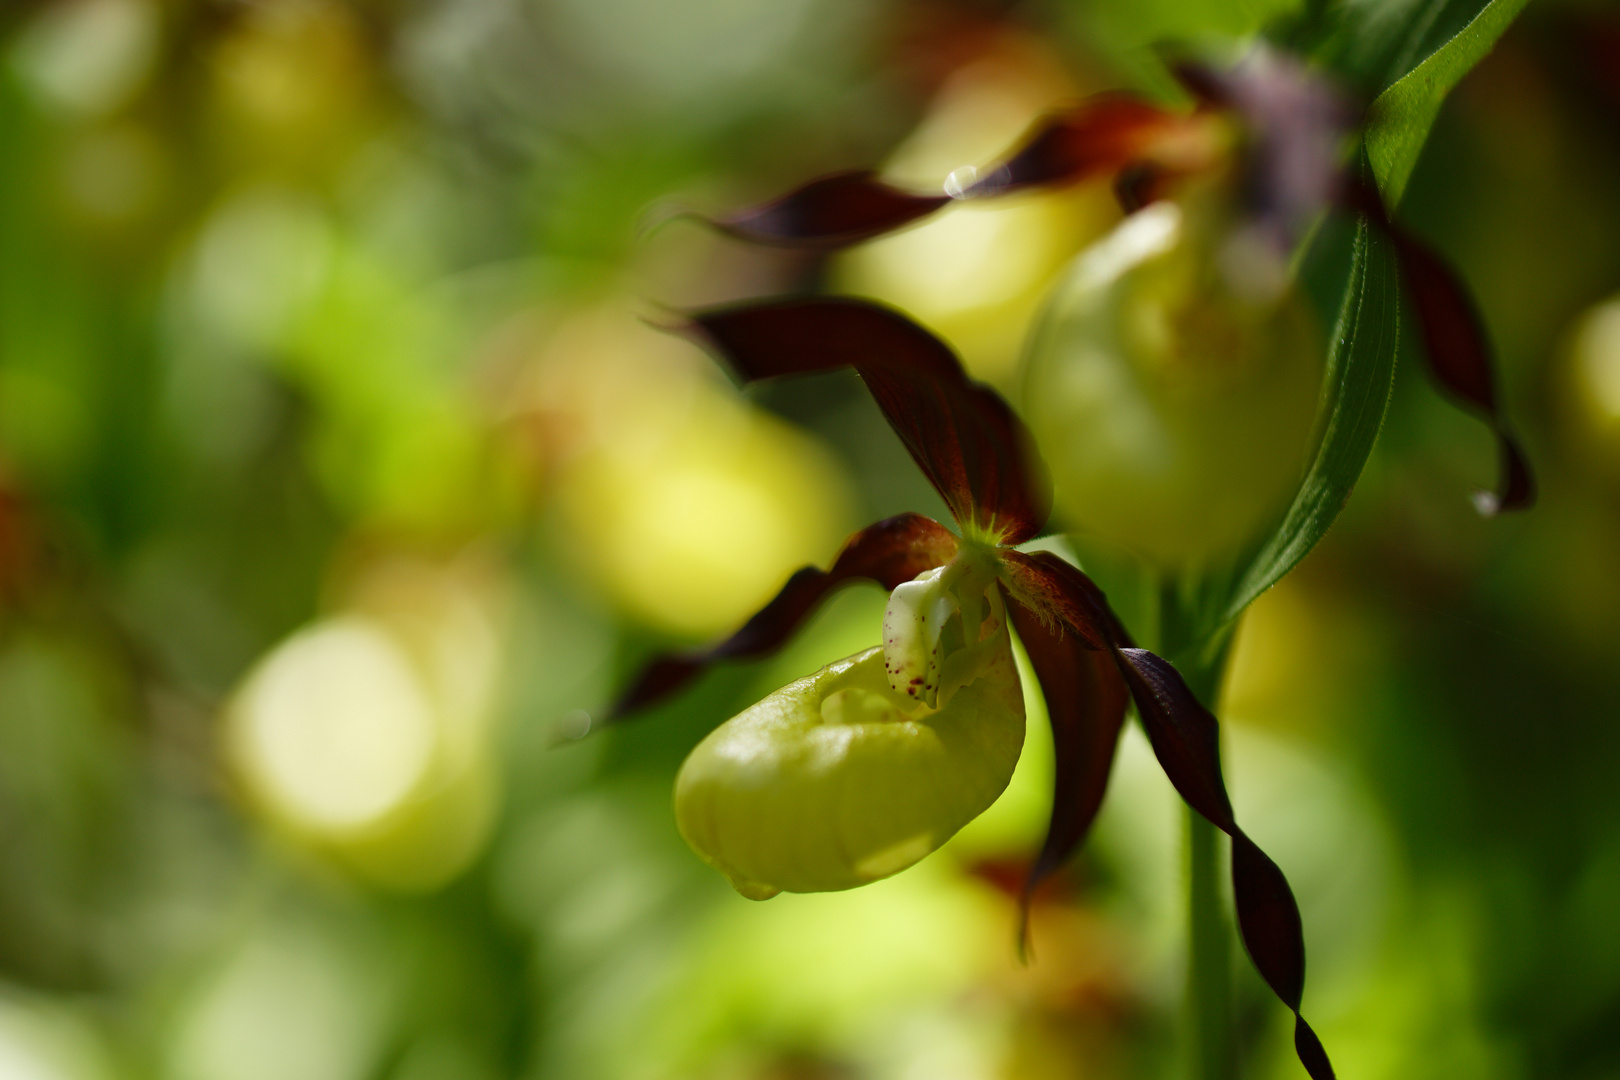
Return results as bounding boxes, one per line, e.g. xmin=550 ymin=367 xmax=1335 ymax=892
xmin=1186 ymin=803 xmax=1234 ymax=1080
xmin=1165 ymin=591 xmax=1237 ymax=1080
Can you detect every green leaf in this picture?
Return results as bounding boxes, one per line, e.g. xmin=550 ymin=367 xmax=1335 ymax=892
xmin=1364 ymin=0 xmax=1533 ymax=206
xmin=1219 ymin=209 xmax=1401 ymax=625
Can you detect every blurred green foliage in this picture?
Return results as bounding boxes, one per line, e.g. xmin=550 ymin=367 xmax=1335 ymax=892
xmin=1 ymin=1 xmax=1619 ymax=1079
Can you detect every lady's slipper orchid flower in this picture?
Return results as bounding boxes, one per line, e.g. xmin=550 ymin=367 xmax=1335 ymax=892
xmin=610 ymin=297 xmax=1334 ymax=1080
xmin=609 ymin=50 xmax=1542 ymax=1080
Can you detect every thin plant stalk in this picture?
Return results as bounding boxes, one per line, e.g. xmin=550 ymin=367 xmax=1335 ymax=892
xmin=1163 ymin=589 xmax=1237 ymax=1080
xmin=1186 ymin=803 xmax=1234 ymax=1080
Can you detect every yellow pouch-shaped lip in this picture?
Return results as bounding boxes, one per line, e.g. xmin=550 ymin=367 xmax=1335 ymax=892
xmin=674 ymin=623 xmax=1025 ymax=900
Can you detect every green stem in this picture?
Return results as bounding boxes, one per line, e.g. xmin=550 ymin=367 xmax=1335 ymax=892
xmin=1165 ymin=592 xmax=1237 ymax=1080
xmin=1186 ymin=804 xmax=1234 ymax=1080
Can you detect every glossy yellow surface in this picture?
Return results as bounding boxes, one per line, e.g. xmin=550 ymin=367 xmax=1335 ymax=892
xmin=675 ymin=623 xmax=1025 ymax=899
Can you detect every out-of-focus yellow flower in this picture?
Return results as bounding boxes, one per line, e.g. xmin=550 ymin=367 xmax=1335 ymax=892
xmin=11 ymin=0 xmax=158 ymax=120
xmin=225 ymin=554 xmax=505 ymax=890
xmin=0 ymin=994 xmax=113 ymax=1080
xmin=1568 ymin=295 xmax=1620 ymax=447
xmin=835 ymin=39 xmax=1117 ymax=385
xmin=526 ymin=307 xmax=852 ymax=639
xmin=209 ymin=0 xmax=373 ymax=172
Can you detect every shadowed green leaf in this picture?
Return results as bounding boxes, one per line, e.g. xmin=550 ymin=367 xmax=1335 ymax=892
xmin=1220 ymin=210 xmax=1401 ymax=625
xmin=1364 ymin=0 xmax=1533 ymax=206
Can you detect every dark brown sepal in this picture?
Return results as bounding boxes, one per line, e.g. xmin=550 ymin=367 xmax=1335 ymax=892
xmin=1343 ymin=179 xmax=1535 ymax=514
xmin=606 ymin=513 xmax=958 ymax=720
xmin=686 ymin=298 xmax=1051 ymax=544
xmin=958 ymin=96 xmax=1176 ymax=197
xmin=1007 ymin=591 xmax=1130 ymax=953
xmin=997 ymin=549 xmax=1121 ymax=651
xmin=1113 ymin=648 xmax=1234 ymax=829
xmin=1387 ymin=227 xmax=1536 ymax=514
xmin=710 ymin=170 xmax=950 ymax=249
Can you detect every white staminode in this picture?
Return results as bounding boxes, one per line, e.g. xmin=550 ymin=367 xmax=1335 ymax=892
xmin=881 ymin=566 xmax=959 ymax=707
xmin=881 ymin=554 xmax=1001 ymax=709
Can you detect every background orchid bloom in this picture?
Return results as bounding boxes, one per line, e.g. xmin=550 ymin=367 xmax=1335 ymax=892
xmin=695 ymin=52 xmax=1533 ymax=518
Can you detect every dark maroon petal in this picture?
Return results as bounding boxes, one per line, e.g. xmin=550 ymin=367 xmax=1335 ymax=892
xmin=1113 ymin=648 xmax=1333 ymax=1080
xmin=1389 ymin=228 xmax=1535 ymax=514
xmin=709 ymin=170 xmax=950 ymax=249
xmin=1231 ymin=832 xmax=1305 ymax=1010
xmin=1295 ymin=1016 xmax=1336 ymax=1080
xmin=686 ymin=298 xmax=1051 ymax=544
xmin=996 ymin=549 xmax=1121 ymax=652
xmin=606 ymin=513 xmax=958 ymax=720
xmin=1343 ymin=179 xmax=1534 ymax=515
xmin=958 ymin=96 xmax=1177 ymax=197
xmin=1113 ymin=649 xmax=1234 ymax=829
xmin=1006 ymin=591 xmax=1130 ymax=951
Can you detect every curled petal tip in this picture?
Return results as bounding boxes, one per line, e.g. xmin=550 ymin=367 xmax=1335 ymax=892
xmin=637 ymin=307 xmax=704 ymax=345
xmin=709 ymin=170 xmax=949 ymax=248
xmin=635 ymin=199 xmax=702 ymax=244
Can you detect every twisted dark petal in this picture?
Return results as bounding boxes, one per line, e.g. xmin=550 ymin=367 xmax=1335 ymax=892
xmin=996 ymin=557 xmax=1332 ymax=1075
xmin=709 ymin=170 xmax=950 ymax=248
xmin=607 ymin=513 xmax=958 ymax=720
xmin=1006 ymin=591 xmax=1130 ymax=951
xmin=1113 ymin=649 xmax=1234 ymax=829
xmin=1343 ymin=180 xmax=1534 ymax=515
xmin=1114 ymin=648 xmax=1334 ymax=1080
xmin=959 ymin=96 xmax=1175 ymax=197
xmin=1232 ymin=832 xmax=1305 ymax=1009
xmin=686 ymin=298 xmax=1051 ymax=544
xmin=1389 ymin=228 xmax=1535 ymax=514
xmin=1295 ymin=1016 xmax=1335 ymax=1080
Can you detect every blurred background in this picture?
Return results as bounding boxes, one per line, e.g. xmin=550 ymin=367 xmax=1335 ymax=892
xmin=1 ymin=0 xmax=1619 ymax=1078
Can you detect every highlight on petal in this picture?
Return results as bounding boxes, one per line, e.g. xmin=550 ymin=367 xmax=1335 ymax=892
xmin=953 ymin=96 xmax=1180 ymax=198
xmin=1113 ymin=647 xmax=1334 ymax=1080
xmin=607 ymin=512 xmax=958 ymax=720
xmin=709 ymin=170 xmax=951 ymax=249
xmin=685 ymin=297 xmax=1051 ymax=544
xmin=1005 ymin=592 xmax=1130 ymax=950
xmin=702 ymin=98 xmax=1175 ymax=251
